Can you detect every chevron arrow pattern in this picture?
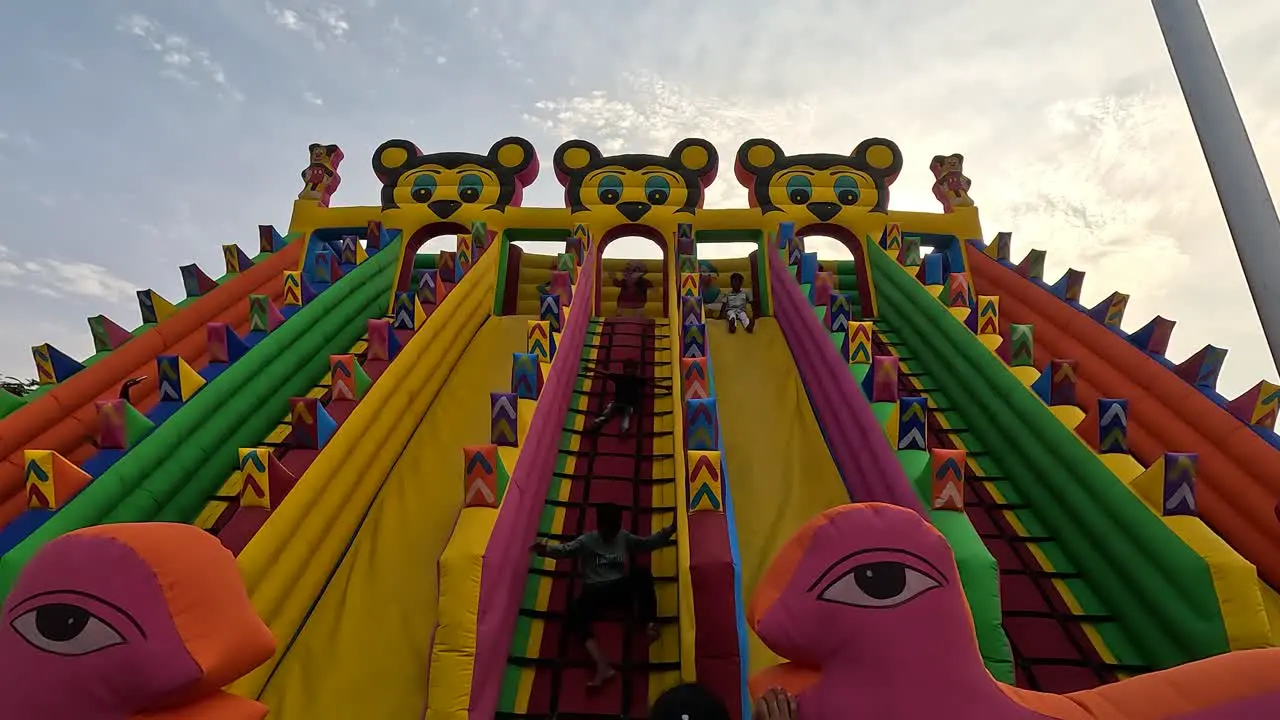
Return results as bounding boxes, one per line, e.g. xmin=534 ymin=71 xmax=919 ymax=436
xmin=849 ymin=322 xmax=873 ymax=365
xmin=1097 ymin=398 xmax=1129 ymax=454
xmin=463 ymin=445 xmax=499 ymax=508
xmin=977 ymin=296 xmax=1000 ymax=334
xmin=157 ymin=356 xmax=182 ymax=402
xmin=1162 ymin=452 xmax=1198 ymax=516
xmin=330 ymin=355 xmax=357 ymax=401
xmin=930 ymin=448 xmax=967 ymax=511
xmin=682 ymin=323 xmax=705 ymax=359
xmin=491 ymin=392 xmax=518 ymax=447
xmin=897 ymin=397 xmax=928 ymax=451
xmin=1049 ymin=359 xmax=1077 ymax=406
xmin=1007 ymin=324 xmax=1034 ymax=367
xmin=898 ymin=235 xmax=921 ymax=266
xmin=687 ymin=451 xmax=723 ymax=513
xmin=681 ymin=358 xmax=709 ymax=401
xmin=881 ymin=222 xmax=902 ymax=250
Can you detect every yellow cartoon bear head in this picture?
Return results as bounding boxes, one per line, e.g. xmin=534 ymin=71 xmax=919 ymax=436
xmin=734 ymin=138 xmax=903 ymax=218
xmin=552 ymin=138 xmax=719 ymax=221
xmin=371 ymin=137 xmax=539 ymax=216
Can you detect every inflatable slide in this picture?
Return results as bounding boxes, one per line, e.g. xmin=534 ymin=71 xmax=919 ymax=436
xmin=0 ymin=134 xmax=1277 ymax=720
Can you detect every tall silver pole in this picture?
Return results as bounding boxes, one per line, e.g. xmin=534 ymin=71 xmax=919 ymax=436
xmin=1152 ymin=0 xmax=1280 ymax=379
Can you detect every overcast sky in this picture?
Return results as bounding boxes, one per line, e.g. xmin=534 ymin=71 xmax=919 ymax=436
xmin=1 ymin=0 xmax=1278 ymax=397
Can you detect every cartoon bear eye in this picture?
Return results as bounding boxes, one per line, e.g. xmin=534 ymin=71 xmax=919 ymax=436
xmin=817 ymin=559 xmax=940 ymax=609
xmin=833 ymin=175 xmax=861 ymax=206
xmin=458 ymin=173 xmax=484 ymax=203
xmin=597 ymin=174 xmax=624 ymax=205
xmin=785 ymin=175 xmax=812 ymax=205
xmin=644 ymin=176 xmax=671 ymax=205
xmin=10 ymin=602 xmax=126 ymax=656
xmin=410 ymin=174 xmax=437 ymax=203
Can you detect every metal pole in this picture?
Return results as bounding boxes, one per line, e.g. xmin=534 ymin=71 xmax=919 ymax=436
xmin=1152 ymin=0 xmax=1280 ymax=379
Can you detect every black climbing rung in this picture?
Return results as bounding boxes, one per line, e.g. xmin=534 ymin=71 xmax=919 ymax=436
xmin=935 ymin=427 xmax=970 ymax=434
xmin=497 ymin=712 xmax=648 ymax=720
xmin=537 ymin=530 xmax=674 ymax=543
xmin=508 ymin=656 xmax=682 ymax=672
xmin=999 ymin=567 xmax=1081 ymax=580
xmin=552 ymin=471 xmax=677 ymax=483
xmin=528 ymin=567 xmax=677 ymax=582
xmin=915 ymin=386 xmax=941 ymax=393
xmin=566 ymin=406 xmax=674 ymax=418
xmin=519 ymin=608 xmax=678 ymax=623
xmin=544 ymin=497 xmax=676 ymax=512
xmin=1003 ymin=609 xmax=1114 ymax=623
xmin=558 ymin=449 xmax=675 ymax=461
xmin=562 ymin=428 xmax=670 ymax=439
xmin=979 ymin=533 xmax=1054 ymax=543
xmin=208 ymin=494 xmax=239 ymax=502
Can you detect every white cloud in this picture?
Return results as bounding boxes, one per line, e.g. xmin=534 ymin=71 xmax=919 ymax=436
xmin=521 ymin=53 xmax=1278 ymax=393
xmin=265 ymin=2 xmax=352 ymax=50
xmin=0 ymin=245 xmax=136 ymax=303
xmin=116 ymin=13 xmax=242 ymax=101
xmin=303 ymin=91 xmax=324 ymax=105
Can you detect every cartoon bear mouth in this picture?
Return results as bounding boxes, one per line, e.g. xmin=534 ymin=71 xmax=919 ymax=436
xmin=428 ymin=200 xmax=462 ymax=218
xmin=807 ymin=202 xmax=840 ymax=222
xmin=616 ymin=202 xmax=651 ymax=222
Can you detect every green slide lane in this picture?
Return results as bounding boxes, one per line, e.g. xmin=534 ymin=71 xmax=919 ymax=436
xmin=868 ymin=244 xmax=1229 ymax=669
xmin=808 ymin=292 xmax=1011 ymax=682
xmin=0 ymin=239 xmax=404 ymax=600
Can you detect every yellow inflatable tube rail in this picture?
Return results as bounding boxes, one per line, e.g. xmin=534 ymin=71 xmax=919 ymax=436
xmin=667 ymin=268 xmax=697 ymax=685
xmin=231 ymin=249 xmax=499 ymax=698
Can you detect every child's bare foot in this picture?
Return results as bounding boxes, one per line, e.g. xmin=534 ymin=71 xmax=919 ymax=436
xmin=646 ymin=622 xmax=660 ymax=644
xmin=587 ymin=666 xmax=616 ymax=689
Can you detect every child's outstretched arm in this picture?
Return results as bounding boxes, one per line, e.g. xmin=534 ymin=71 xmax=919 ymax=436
xmin=532 ymin=535 xmax=586 ymax=558
xmin=626 ymin=523 xmax=677 ymax=552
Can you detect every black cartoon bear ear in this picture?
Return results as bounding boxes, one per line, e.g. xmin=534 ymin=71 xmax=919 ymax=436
xmin=488 ymin=136 xmax=539 ymax=186
xmin=734 ymin=138 xmax=785 ymax=187
xmin=371 ymin=139 xmax=422 ymax=183
xmin=851 ymin=137 xmax=904 ymax=184
xmin=669 ymin=138 xmax=719 ymax=183
xmin=553 ymin=139 xmax=603 ymax=188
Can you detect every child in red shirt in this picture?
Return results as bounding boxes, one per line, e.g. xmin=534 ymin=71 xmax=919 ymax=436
xmin=613 ymin=261 xmax=653 ymax=318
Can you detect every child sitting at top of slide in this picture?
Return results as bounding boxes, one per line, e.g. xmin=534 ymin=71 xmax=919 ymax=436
xmin=720 ymin=272 xmax=754 ymax=333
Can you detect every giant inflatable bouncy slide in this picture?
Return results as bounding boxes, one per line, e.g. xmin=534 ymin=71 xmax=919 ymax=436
xmin=0 ymin=134 xmax=1278 ymax=719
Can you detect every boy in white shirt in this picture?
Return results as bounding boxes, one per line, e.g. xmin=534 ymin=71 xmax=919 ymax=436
xmin=720 ymin=272 xmax=754 ymax=333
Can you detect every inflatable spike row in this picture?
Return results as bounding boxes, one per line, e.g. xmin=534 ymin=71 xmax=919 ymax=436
xmin=24 ymin=228 xmax=288 ymax=388
xmin=23 ymin=449 xmax=92 ymax=510
xmin=236 ymin=447 xmax=298 ymax=510
xmin=676 ymin=256 xmax=725 ymax=514
xmin=194 ymin=315 xmax=394 ymax=531
xmin=973 ymin=234 xmax=1278 ymax=433
xmin=959 ymin=240 xmax=1276 ymax=646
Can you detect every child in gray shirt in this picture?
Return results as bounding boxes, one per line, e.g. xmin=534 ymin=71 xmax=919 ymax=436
xmin=532 ymin=502 xmax=677 ymax=688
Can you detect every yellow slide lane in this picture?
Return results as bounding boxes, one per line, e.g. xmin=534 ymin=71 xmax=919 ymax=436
xmin=708 ymin=319 xmax=849 ymax=674
xmin=256 ymin=315 xmax=529 ymax=719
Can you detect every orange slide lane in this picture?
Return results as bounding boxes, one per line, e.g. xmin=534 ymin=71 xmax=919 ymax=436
xmin=0 ymin=241 xmax=303 ymax=528
xmin=969 ymin=249 xmax=1280 ymax=590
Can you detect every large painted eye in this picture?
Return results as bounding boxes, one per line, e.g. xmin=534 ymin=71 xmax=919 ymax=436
xmin=785 ymin=175 xmax=812 ymax=205
xmin=458 ymin=173 xmax=484 ymax=203
xmin=818 ymin=559 xmax=940 ymax=609
xmin=596 ymin=174 xmax=623 ymax=205
xmin=834 ymin=175 xmax=861 ymax=206
xmin=10 ymin=602 xmax=126 ymax=656
xmin=410 ymin=174 xmax=436 ymax=203
xmin=644 ymin=175 xmax=671 ymax=205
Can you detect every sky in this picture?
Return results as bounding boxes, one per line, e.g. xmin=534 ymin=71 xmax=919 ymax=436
xmin=1 ymin=0 xmax=1278 ymax=397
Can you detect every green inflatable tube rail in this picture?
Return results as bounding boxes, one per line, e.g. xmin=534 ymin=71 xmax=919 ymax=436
xmin=868 ymin=245 xmax=1229 ymax=669
xmin=0 ymin=240 xmax=403 ymax=600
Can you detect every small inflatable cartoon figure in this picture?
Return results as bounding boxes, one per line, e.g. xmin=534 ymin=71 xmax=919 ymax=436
xmin=749 ymin=503 xmax=1280 ymax=719
xmin=929 ymin=153 xmax=973 ymax=213
xmin=0 ymin=523 xmax=276 ymax=719
xmin=298 ymin=143 xmax=344 ymax=207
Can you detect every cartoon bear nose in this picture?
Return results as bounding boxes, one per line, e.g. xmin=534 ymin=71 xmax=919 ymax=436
xmin=807 ymin=202 xmax=840 ymax=222
xmin=428 ymin=199 xmax=462 ymax=218
xmin=616 ymin=202 xmax=651 ymax=222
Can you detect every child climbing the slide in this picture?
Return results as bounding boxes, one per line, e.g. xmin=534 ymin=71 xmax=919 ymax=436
xmin=584 ymin=358 xmax=671 ymax=434
xmin=613 ymin=261 xmax=653 ymax=318
xmin=532 ymin=503 xmax=677 ymax=689
xmin=720 ymin=272 xmax=754 ymax=334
